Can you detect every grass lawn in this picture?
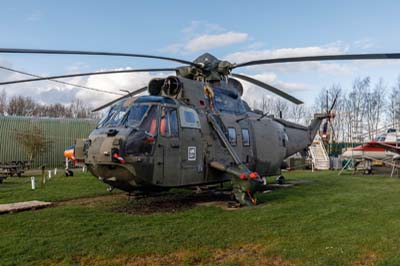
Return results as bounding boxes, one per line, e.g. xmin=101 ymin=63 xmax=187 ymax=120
xmin=0 ymin=171 xmax=112 ymax=204
xmin=1 ymin=170 xmax=400 ymax=265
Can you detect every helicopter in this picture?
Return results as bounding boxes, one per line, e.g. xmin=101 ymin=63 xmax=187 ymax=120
xmin=1 ymin=48 xmax=400 ymax=205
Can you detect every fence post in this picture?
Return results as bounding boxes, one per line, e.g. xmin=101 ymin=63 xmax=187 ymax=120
xmin=41 ymin=166 xmax=45 ymax=188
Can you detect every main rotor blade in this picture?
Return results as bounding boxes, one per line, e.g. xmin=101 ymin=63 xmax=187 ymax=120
xmin=231 ymin=73 xmax=303 ymax=105
xmin=233 ymin=53 xmax=400 ymax=68
xmin=91 ymin=86 xmax=147 ymax=112
xmin=0 ymin=65 xmax=123 ymax=96
xmin=0 ymin=48 xmax=198 ymax=67
xmin=0 ymin=68 xmax=176 ymax=86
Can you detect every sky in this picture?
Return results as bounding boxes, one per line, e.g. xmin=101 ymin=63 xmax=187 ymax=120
xmin=1 ymin=0 xmax=400 ymax=109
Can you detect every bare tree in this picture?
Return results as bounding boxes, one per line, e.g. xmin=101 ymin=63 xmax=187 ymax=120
xmin=388 ymin=76 xmax=400 ymax=128
xmin=288 ymin=104 xmax=307 ymax=124
xmin=365 ymin=78 xmax=386 ymax=139
xmin=273 ymin=99 xmax=289 ymax=119
xmin=70 ymin=98 xmax=92 ymax=118
xmin=7 ymin=95 xmax=36 ymax=116
xmin=346 ymin=77 xmax=370 ymax=142
xmin=313 ymin=87 xmax=328 ymax=113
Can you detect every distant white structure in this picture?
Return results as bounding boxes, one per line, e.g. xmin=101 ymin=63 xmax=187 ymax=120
xmin=309 ymin=134 xmax=330 ymax=170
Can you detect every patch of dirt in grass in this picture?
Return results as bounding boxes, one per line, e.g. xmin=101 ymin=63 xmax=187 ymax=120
xmin=53 ymin=190 xmax=237 ymax=214
xmin=55 ymin=193 xmax=126 ymax=207
xmin=113 ymin=190 xmax=234 ymax=215
xmin=41 ymin=244 xmax=296 ymax=266
xmin=354 ymin=251 xmax=379 ymax=266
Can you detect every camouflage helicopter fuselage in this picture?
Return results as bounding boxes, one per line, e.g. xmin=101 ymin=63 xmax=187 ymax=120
xmin=76 ymin=76 xmax=326 ymax=204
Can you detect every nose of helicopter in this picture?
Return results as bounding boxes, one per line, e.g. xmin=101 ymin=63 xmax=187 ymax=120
xmin=86 ymin=161 xmax=140 ymax=192
xmin=73 ymin=133 xmax=135 ymax=191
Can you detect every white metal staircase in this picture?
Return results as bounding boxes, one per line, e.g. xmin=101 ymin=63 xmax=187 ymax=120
xmin=309 ymin=135 xmax=330 ymax=170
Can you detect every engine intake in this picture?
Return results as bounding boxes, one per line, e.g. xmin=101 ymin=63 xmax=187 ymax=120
xmin=162 ymin=76 xmax=182 ymax=97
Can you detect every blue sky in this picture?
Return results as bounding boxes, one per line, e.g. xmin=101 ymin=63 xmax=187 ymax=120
xmin=1 ymin=0 xmax=400 ymax=107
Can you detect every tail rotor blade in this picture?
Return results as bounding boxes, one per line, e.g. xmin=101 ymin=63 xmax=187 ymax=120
xmin=329 ymin=92 xmax=339 ymax=112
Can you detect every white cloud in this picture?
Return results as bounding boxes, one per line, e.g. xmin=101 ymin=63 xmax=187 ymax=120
xmin=161 ymin=21 xmax=249 ymax=54
xmin=181 ymin=21 xmax=225 ymax=36
xmin=353 ymin=38 xmax=374 ymax=50
xmin=27 ymin=10 xmax=43 ymax=21
xmin=185 ymin=32 xmax=248 ymax=53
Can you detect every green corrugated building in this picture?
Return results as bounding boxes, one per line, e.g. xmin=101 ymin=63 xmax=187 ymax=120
xmin=0 ymin=116 xmax=97 ymax=167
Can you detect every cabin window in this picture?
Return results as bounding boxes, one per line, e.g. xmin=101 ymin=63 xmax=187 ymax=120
xmin=179 ymin=106 xmax=201 ymax=129
xmin=160 ymin=107 xmax=179 ymax=137
xmin=241 ymin=128 xmax=250 ymax=146
xmin=228 ymin=127 xmax=237 ymax=146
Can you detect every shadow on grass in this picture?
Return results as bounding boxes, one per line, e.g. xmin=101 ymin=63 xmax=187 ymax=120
xmin=111 ymin=182 xmax=303 ymax=215
xmin=112 ymin=189 xmax=233 ymax=215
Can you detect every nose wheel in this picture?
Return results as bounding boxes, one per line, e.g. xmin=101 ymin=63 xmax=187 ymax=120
xmin=65 ymin=169 xmax=74 ymax=176
xmin=276 ymin=175 xmax=285 ymax=185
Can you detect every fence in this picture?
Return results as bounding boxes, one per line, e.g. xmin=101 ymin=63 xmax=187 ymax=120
xmin=0 ymin=115 xmax=97 ymax=168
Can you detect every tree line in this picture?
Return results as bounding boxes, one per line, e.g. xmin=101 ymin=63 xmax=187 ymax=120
xmin=251 ymin=76 xmax=400 ymax=143
xmin=0 ymin=89 xmax=97 ymax=119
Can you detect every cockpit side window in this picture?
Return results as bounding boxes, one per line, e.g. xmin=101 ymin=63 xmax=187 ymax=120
xmin=160 ymin=107 xmax=179 ymax=137
xmin=140 ymin=105 xmax=158 ymax=135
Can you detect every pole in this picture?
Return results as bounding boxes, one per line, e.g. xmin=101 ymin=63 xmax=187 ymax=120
xmin=31 ymin=176 xmax=35 ymax=190
xmin=41 ymin=166 xmax=45 ymax=188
